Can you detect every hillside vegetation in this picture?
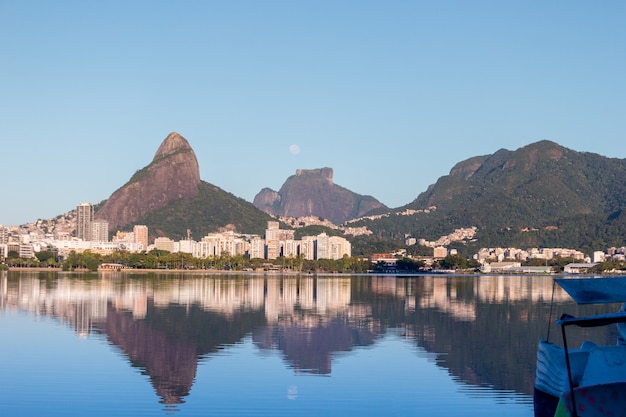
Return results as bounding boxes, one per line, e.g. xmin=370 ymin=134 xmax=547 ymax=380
xmin=128 ymin=181 xmax=275 ymax=240
xmin=354 ymin=140 xmax=626 ymax=254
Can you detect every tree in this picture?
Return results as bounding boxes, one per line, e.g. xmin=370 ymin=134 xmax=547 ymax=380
xmin=396 ymin=257 xmax=425 ymax=272
xmin=440 ymin=254 xmax=468 ymax=270
xmin=34 ymin=250 xmax=58 ymax=267
xmin=62 ymin=250 xmax=101 ymax=271
xmin=82 ymin=251 xmax=101 ymax=271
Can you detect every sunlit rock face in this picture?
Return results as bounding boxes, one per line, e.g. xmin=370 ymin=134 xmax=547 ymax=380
xmin=96 ymin=132 xmax=201 ymax=230
xmin=253 ymin=168 xmax=387 ymax=225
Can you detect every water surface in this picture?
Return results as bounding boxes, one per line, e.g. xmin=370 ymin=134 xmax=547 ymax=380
xmin=1 ymin=271 xmax=619 ymax=416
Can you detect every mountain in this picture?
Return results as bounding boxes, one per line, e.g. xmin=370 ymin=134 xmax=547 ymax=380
xmin=96 ymin=132 xmax=201 ymax=230
xmin=355 ymin=140 xmax=626 ymax=253
xmin=96 ymin=132 xmax=274 ymax=239
xmin=253 ymin=167 xmax=387 ymax=224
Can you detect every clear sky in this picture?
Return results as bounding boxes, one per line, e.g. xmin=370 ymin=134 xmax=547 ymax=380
xmin=1 ymin=1 xmax=625 ymax=226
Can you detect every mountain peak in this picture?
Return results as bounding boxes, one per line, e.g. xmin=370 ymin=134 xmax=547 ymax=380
xmin=253 ymin=167 xmax=387 ymax=224
xmin=154 ymin=132 xmax=194 ymax=160
xmin=96 ymin=132 xmax=201 ymax=230
xmin=296 ymin=167 xmax=334 ymax=183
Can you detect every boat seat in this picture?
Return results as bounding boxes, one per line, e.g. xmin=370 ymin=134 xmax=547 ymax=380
xmin=560 ymin=382 xmax=626 ymax=417
xmin=535 ymin=340 xmax=593 ymax=398
xmin=580 ymin=345 xmax=626 ymax=387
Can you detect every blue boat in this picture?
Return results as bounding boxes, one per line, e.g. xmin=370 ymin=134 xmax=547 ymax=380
xmin=534 ymin=277 xmax=626 ymax=417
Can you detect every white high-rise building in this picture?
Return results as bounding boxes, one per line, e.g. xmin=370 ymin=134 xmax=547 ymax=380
xmin=329 ymin=236 xmax=351 ymax=260
xmin=0 ymin=225 xmax=8 ymax=244
xmin=264 ymin=221 xmax=295 ymax=260
xmin=592 ymin=251 xmax=606 ymax=263
xmin=90 ymin=220 xmax=109 ymax=242
xmin=178 ymin=239 xmax=196 ymax=254
xmin=154 ymin=237 xmax=175 ymax=252
xmin=315 ymin=233 xmax=330 ymax=260
xmin=250 ymin=236 xmax=265 ymax=259
xmin=301 ymin=236 xmax=316 ymax=260
xmin=76 ymin=203 xmax=94 ymax=241
xmin=282 ymin=239 xmax=299 ymax=258
xmin=133 ymin=225 xmax=149 ymax=251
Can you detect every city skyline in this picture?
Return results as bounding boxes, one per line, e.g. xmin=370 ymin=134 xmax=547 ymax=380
xmin=2 ymin=2 xmax=626 ymax=226
xmin=0 ymin=217 xmax=353 ymax=263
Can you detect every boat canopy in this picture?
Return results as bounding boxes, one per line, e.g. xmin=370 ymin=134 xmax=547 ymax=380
xmin=555 ymin=277 xmax=626 ymax=304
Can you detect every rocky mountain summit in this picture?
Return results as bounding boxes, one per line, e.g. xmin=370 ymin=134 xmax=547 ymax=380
xmin=90 ymin=132 xmax=272 ymax=239
xmin=253 ymin=168 xmax=387 ymax=225
xmin=96 ymin=132 xmax=201 ymax=230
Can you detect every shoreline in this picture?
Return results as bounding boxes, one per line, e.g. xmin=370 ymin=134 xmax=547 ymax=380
xmin=3 ymin=266 xmax=315 ymax=275
xmin=2 ymin=266 xmax=569 ymax=276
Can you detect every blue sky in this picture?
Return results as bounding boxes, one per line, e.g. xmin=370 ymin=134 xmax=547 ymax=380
xmin=1 ymin=1 xmax=625 ymax=226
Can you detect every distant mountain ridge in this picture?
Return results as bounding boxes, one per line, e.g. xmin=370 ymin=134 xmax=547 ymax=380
xmin=18 ymin=136 xmax=626 ymax=255
xmin=411 ymin=140 xmax=626 ymax=221
xmin=356 ymin=140 xmax=626 ymax=253
xmin=253 ymin=167 xmax=387 ymax=224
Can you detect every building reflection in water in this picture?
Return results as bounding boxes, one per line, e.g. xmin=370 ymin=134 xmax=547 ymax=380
xmin=254 ymin=277 xmax=380 ymax=374
xmin=1 ymin=271 xmax=591 ymax=407
xmin=1 ymin=273 xmax=374 ymax=404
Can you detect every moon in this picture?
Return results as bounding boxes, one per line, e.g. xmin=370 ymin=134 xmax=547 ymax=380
xmin=289 ymin=144 xmax=300 ymax=155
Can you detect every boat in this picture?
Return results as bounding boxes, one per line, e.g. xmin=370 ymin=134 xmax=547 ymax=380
xmin=534 ymin=277 xmax=626 ymax=417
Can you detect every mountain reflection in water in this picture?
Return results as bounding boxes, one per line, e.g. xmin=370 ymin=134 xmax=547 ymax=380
xmin=1 ymin=271 xmax=619 ymax=409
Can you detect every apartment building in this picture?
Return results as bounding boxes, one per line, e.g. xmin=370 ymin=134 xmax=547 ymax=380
xmin=0 ymin=225 xmax=8 ymax=244
xmin=76 ymin=203 xmax=94 ymax=240
xmin=133 ymin=225 xmax=149 ymax=251
xmin=154 ymin=237 xmax=175 ymax=252
xmin=329 ymin=235 xmax=351 ymax=260
xmin=263 ymin=224 xmax=351 ymax=261
xmin=90 ymin=220 xmax=109 ymax=242
xmin=265 ymin=221 xmax=295 ymax=260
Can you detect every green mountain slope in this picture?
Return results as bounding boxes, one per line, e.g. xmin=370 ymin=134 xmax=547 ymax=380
xmin=130 ymin=181 xmax=275 ymax=240
xmin=356 ymin=140 xmax=626 ymax=253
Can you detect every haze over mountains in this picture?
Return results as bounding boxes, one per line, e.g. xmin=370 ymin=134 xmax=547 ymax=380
xmin=17 ymin=132 xmax=626 ymax=253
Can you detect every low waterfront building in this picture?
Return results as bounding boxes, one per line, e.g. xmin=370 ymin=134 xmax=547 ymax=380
xmin=480 ymin=261 xmax=521 ymax=273
xmin=564 ymin=263 xmax=598 ymax=274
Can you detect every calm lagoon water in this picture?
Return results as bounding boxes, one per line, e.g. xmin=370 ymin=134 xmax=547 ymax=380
xmin=1 ymin=271 xmax=618 ymax=416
